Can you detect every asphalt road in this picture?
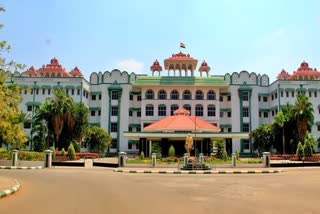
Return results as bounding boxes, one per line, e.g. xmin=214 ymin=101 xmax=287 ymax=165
xmin=0 ymin=167 xmax=320 ymax=214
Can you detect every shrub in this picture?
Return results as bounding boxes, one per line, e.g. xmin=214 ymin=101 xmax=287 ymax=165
xmin=304 ymin=140 xmax=313 ymax=157
xmin=68 ymin=144 xmax=76 ymax=160
xmin=18 ymin=151 xmax=45 ymax=161
xmin=151 ymin=142 xmax=162 ymax=158
xmin=139 ymin=151 xmax=145 ymax=160
xmin=214 ymin=141 xmax=225 ymax=159
xmin=168 ymin=145 xmax=175 ymax=157
xmin=61 ymin=148 xmax=66 ymax=156
xmin=235 ymin=150 xmax=240 ymax=160
xmin=72 ymin=141 xmax=81 ymax=153
xmin=296 ymin=142 xmax=304 ymax=160
xmin=222 ymin=150 xmax=228 ymax=161
xmin=50 ymin=146 xmax=56 ymax=160
xmin=0 ymin=148 xmax=10 ymax=160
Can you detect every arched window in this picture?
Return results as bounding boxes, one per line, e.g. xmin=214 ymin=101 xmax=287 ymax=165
xmin=196 ymin=90 xmax=204 ymax=100
xmin=145 ymin=89 xmax=154 ymax=99
xmin=145 ymin=104 xmax=154 ymax=116
xmin=57 ymin=73 xmax=61 ymax=77
xmin=183 ymin=90 xmax=192 ymax=100
xmin=45 ymin=73 xmax=50 ymax=77
xmin=170 ymin=104 xmax=179 ymax=115
xmin=51 ymin=73 xmax=55 ymax=77
xmin=207 ymin=105 xmax=216 ymax=117
xmin=170 ymin=90 xmax=179 ymax=100
xmin=195 ymin=104 xmax=203 ymax=116
xmin=183 ymin=104 xmax=191 ymax=115
xmin=158 ymin=90 xmax=167 ymax=100
xmin=207 ymin=90 xmax=216 ymax=100
xmin=158 ymin=104 xmax=166 ymax=116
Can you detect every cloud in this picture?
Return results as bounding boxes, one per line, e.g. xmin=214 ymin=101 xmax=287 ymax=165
xmin=116 ymin=59 xmax=144 ymax=73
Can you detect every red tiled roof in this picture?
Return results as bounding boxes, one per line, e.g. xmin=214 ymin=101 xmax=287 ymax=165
xmin=288 ymin=61 xmax=320 ymax=80
xmin=165 ymin=52 xmax=196 ymax=61
xmin=21 ymin=66 xmax=39 ymax=77
xmin=150 ymin=59 xmax=163 ymax=71
xmin=276 ymin=69 xmax=290 ymax=80
xmin=69 ymin=66 xmax=83 ymax=77
xmin=144 ymin=107 xmax=220 ymax=132
xmin=198 ymin=60 xmax=211 ymax=72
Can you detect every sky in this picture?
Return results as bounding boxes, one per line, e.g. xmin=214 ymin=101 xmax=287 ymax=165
xmin=1 ymin=0 xmax=319 ymax=82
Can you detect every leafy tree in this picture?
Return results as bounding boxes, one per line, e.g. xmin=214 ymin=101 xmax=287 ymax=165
xmin=293 ymin=94 xmax=314 ymax=144
xmin=0 ymin=7 xmax=27 ymax=149
xmin=304 ymin=132 xmax=316 ymax=157
xmin=83 ymin=126 xmax=111 ymax=154
xmin=214 ymin=140 xmax=227 ymax=159
xmin=249 ymin=124 xmax=274 ymax=155
xmin=168 ymin=145 xmax=175 ymax=157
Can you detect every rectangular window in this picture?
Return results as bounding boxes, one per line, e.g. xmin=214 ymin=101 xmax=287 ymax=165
xmin=242 ymin=123 xmax=250 ymax=132
xmin=220 ymin=112 xmax=224 ymax=118
xmin=111 ymin=139 xmax=117 ymax=148
xmin=137 ymin=111 xmax=141 ymax=117
xmin=86 ymin=92 xmax=88 ymax=99
xmin=264 ymin=112 xmax=268 ymax=118
xmin=111 ymin=106 xmax=118 ymax=116
xmin=219 ymin=96 xmax=223 ymax=102
xmin=36 ymin=89 xmax=39 ymax=95
xmin=259 ymin=111 xmax=261 ymax=117
xmin=48 ymin=89 xmax=51 ymax=95
xmin=83 ymin=91 xmax=86 ymax=97
xmin=220 ymin=128 xmax=224 ymax=133
xmin=31 ymin=89 xmax=33 ymax=95
xmin=158 ymin=106 xmax=166 ymax=116
xmin=98 ymin=110 xmax=101 ymax=116
xmin=272 ymin=110 xmax=274 ymax=116
xmin=136 ymin=127 xmax=141 ymax=132
xmin=27 ymin=105 xmax=32 ymax=112
xmin=24 ymin=122 xmax=31 ymax=129
xmin=128 ymin=143 xmax=132 ymax=150
xmin=137 ymin=95 xmax=141 ymax=101
xmin=66 ymin=89 xmax=69 ymax=95
xmin=91 ymin=110 xmax=96 ymax=116
xmin=243 ymin=140 xmax=250 ymax=150
xmin=243 ymin=107 xmax=249 ymax=117
xmin=271 ymin=95 xmax=274 ymax=100
xmin=99 ymin=94 xmax=102 ymax=100
xmin=77 ymin=89 xmax=80 ymax=95
xmin=128 ymin=127 xmax=133 ymax=132
xmin=286 ymin=91 xmax=289 ymax=97
xmin=92 ymin=95 xmax=96 ymax=100
xmin=275 ymin=92 xmax=277 ymax=99
xmin=227 ymin=96 xmax=231 ymax=101
xmin=130 ymin=94 xmax=133 ymax=100
xmin=111 ymin=123 xmax=118 ymax=132
xmin=24 ymin=89 xmax=27 ymax=95
xmin=242 ymin=92 xmax=249 ymax=101
xmin=315 ymin=92 xmax=318 ymax=97
xmin=72 ymin=89 xmax=75 ymax=95
xmin=227 ymin=111 xmax=232 ymax=117
xmin=281 ymin=91 xmax=283 ymax=97
xmin=258 ymin=96 xmax=261 ymax=102
xmin=318 ymin=125 xmax=320 ymax=131
xmin=291 ymin=91 xmax=294 ymax=97
xmin=263 ymin=96 xmax=268 ymax=102
xmin=129 ymin=111 xmax=133 ymax=116
xmin=228 ymin=127 xmax=232 ymax=133
xmin=309 ymin=92 xmax=312 ymax=97
xmin=111 ymin=91 xmax=118 ymax=100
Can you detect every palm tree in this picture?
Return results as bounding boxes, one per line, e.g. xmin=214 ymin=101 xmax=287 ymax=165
xmin=293 ymin=94 xmax=314 ymax=144
xmin=274 ymin=111 xmax=286 ymax=154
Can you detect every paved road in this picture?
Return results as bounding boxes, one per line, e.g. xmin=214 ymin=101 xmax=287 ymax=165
xmin=0 ymin=167 xmax=320 ymax=214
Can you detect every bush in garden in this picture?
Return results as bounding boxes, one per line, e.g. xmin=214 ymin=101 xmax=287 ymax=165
xmin=139 ymin=151 xmax=145 ymax=160
xmin=296 ymin=142 xmax=304 ymax=160
xmin=222 ymin=150 xmax=228 ymax=161
xmin=235 ymin=150 xmax=240 ymax=160
xmin=303 ymin=140 xmax=313 ymax=157
xmin=61 ymin=148 xmax=65 ymax=156
xmin=50 ymin=146 xmax=56 ymax=160
xmin=68 ymin=144 xmax=76 ymax=160
xmin=214 ymin=141 xmax=226 ymax=159
xmin=168 ymin=145 xmax=175 ymax=157
xmin=18 ymin=151 xmax=45 ymax=161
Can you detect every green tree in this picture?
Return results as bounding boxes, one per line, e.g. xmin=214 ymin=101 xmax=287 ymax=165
xmin=214 ymin=140 xmax=226 ymax=159
xmin=274 ymin=111 xmax=287 ymax=154
xmin=249 ymin=124 xmax=274 ymax=156
xmin=0 ymin=7 xmax=27 ymax=149
xmin=293 ymin=94 xmax=314 ymax=144
xmin=83 ymin=126 xmax=111 ymax=154
xmin=304 ymin=132 xmax=316 ymax=157
xmin=68 ymin=143 xmax=75 ymax=160
xmin=168 ymin=145 xmax=175 ymax=157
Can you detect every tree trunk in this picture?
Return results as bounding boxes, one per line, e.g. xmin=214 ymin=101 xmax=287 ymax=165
xmin=282 ymin=128 xmax=285 ymax=154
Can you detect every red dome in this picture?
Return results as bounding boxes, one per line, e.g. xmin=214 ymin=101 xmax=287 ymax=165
xmin=288 ymin=61 xmax=320 ymax=80
xmin=150 ymin=59 xmax=163 ymax=71
xmin=276 ymin=69 xmax=290 ymax=80
xmin=69 ymin=66 xmax=83 ymax=77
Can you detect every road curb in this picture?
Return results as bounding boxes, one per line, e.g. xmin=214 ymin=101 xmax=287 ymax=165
xmin=113 ymin=169 xmax=285 ymax=174
xmin=0 ymin=166 xmax=43 ymax=170
xmin=0 ymin=180 xmax=20 ymax=199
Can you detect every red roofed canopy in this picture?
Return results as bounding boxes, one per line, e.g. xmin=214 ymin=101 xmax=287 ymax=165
xmin=144 ymin=107 xmax=220 ymax=133
xmin=38 ymin=57 xmax=71 ymax=77
xmin=69 ymin=66 xmax=84 ymax=77
xmin=276 ymin=69 xmax=290 ymax=80
xmin=21 ymin=66 xmax=39 ymax=77
xmin=164 ymin=52 xmax=198 ymax=76
xmin=288 ymin=61 xmax=320 ymax=80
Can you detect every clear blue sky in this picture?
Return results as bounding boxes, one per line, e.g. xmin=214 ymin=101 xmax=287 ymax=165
xmin=1 ymin=0 xmax=319 ymax=82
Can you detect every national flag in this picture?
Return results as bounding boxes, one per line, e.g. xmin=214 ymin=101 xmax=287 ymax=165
xmin=180 ymin=42 xmax=186 ymax=48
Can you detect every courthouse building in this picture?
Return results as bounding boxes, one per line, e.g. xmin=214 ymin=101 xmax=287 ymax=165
xmin=5 ymin=51 xmax=320 ymax=155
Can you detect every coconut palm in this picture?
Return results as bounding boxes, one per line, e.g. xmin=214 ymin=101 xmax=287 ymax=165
xmin=293 ymin=94 xmax=314 ymax=144
xmin=274 ymin=111 xmax=286 ymax=154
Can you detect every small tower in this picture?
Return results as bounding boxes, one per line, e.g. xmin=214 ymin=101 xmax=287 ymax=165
xmin=198 ymin=60 xmax=211 ymax=77
xmin=276 ymin=69 xmax=290 ymax=80
xmin=150 ymin=60 xmax=163 ymax=76
xmin=164 ymin=52 xmax=198 ymax=76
